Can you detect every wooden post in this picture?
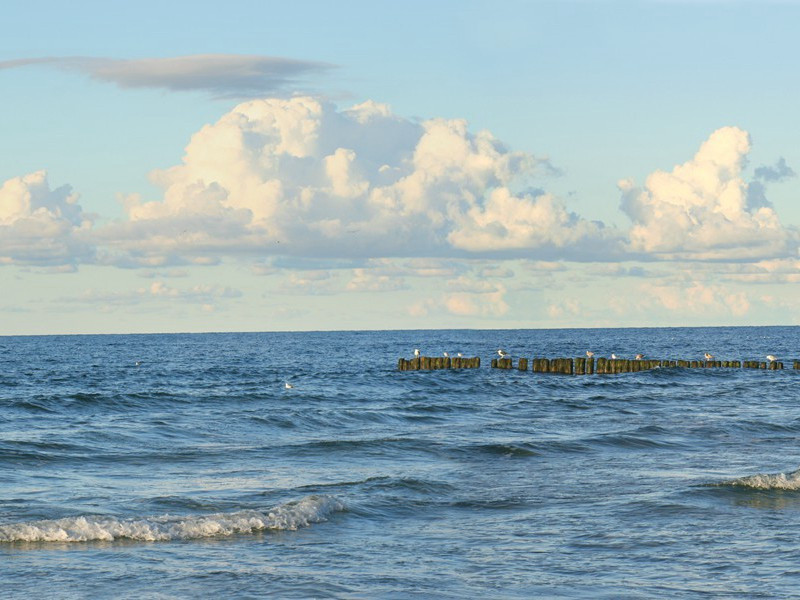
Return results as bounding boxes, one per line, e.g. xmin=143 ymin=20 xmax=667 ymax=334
xmin=587 ymin=357 xmax=595 ymax=375
xmin=518 ymin=357 xmax=528 ymax=371
xmin=575 ymin=357 xmax=585 ymax=375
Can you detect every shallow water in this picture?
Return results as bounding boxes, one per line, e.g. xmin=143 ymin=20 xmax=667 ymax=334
xmin=1 ymin=327 xmax=800 ymax=598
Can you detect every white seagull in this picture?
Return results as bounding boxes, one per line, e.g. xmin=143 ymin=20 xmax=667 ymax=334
xmin=767 ymin=355 xmax=778 ymax=363
xmin=414 ymin=348 xmax=420 ymax=357
xmin=586 ymin=351 xmax=594 ymax=358
xmin=284 ymin=382 xmax=294 ymax=389
xmin=611 ymin=354 xmax=618 ymax=360
xmin=704 ymin=353 xmax=714 ymax=361
xmin=457 ymin=352 xmax=463 ymax=358
xmin=443 ymin=352 xmax=450 ymax=358
xmin=497 ymin=349 xmax=509 ymax=358
xmin=635 ymin=354 xmax=644 ymax=360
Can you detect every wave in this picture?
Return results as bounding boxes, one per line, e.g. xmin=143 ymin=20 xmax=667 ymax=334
xmin=719 ymin=468 xmax=800 ymax=490
xmin=0 ymin=495 xmax=344 ymax=543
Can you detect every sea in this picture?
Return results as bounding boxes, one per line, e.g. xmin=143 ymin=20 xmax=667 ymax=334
xmin=1 ymin=326 xmax=800 ymax=599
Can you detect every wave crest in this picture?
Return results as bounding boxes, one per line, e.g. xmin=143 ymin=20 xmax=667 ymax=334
xmin=722 ymin=468 xmax=800 ymax=490
xmin=0 ymin=495 xmax=344 ymax=543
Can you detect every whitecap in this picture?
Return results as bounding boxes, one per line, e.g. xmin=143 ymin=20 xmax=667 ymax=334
xmin=0 ymin=495 xmax=344 ymax=543
xmin=721 ymin=468 xmax=800 ymax=491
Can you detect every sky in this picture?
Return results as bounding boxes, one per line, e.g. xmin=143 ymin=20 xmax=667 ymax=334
xmin=2 ymin=0 xmax=800 ymax=334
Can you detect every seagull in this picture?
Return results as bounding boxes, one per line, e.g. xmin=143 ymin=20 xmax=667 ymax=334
xmin=767 ymin=355 xmax=778 ymax=363
xmin=414 ymin=348 xmax=420 ymax=357
xmin=284 ymin=382 xmax=294 ymax=389
xmin=497 ymin=349 xmax=509 ymax=358
xmin=457 ymin=352 xmax=463 ymax=358
xmin=443 ymin=352 xmax=449 ymax=358
xmin=704 ymin=353 xmax=714 ymax=361
xmin=635 ymin=354 xmax=644 ymax=360
xmin=134 ymin=361 xmax=141 ymax=367
xmin=586 ymin=351 xmax=594 ymax=358
xmin=611 ymin=354 xmax=618 ymax=360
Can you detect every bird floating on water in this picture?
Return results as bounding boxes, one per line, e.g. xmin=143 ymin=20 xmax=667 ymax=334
xmin=414 ymin=348 xmax=420 ymax=357
xmin=767 ymin=355 xmax=778 ymax=363
xmin=135 ymin=361 xmax=141 ymax=367
xmin=704 ymin=353 xmax=714 ymax=361
xmin=284 ymin=382 xmax=294 ymax=389
xmin=586 ymin=351 xmax=594 ymax=358
xmin=497 ymin=349 xmax=509 ymax=358
xmin=635 ymin=354 xmax=644 ymax=360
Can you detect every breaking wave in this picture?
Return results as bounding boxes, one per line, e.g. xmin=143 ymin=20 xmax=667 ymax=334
xmin=719 ymin=468 xmax=800 ymax=491
xmin=0 ymin=495 xmax=344 ymax=543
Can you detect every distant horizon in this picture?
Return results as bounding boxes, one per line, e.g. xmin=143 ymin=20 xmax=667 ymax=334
xmin=3 ymin=322 xmax=798 ymax=338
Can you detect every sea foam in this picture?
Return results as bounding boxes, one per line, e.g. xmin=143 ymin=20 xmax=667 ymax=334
xmin=0 ymin=495 xmax=344 ymax=543
xmin=722 ymin=468 xmax=800 ymax=491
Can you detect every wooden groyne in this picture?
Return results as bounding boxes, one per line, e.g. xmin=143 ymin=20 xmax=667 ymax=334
xmin=398 ymin=355 xmax=795 ymax=373
xmin=490 ymin=357 xmax=787 ymax=374
xmin=398 ymin=356 xmax=480 ymax=371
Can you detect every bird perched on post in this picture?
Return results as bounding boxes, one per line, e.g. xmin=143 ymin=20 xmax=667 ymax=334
xmin=610 ymin=354 xmax=618 ymax=360
xmin=635 ymin=354 xmax=644 ymax=360
xmin=767 ymin=354 xmax=777 ymax=363
xmin=704 ymin=353 xmax=714 ymax=361
xmin=586 ymin=351 xmax=594 ymax=358
xmin=443 ymin=352 xmax=449 ymax=358
xmin=414 ymin=348 xmax=420 ymax=357
xmin=497 ymin=349 xmax=509 ymax=358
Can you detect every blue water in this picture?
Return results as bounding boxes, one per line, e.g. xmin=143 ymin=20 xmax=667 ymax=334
xmin=1 ymin=327 xmax=800 ymax=598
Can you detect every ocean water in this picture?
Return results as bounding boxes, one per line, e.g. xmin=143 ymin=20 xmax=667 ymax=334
xmin=1 ymin=327 xmax=800 ymax=598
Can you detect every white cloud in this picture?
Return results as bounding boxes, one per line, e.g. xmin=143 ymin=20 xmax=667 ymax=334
xmin=620 ymin=126 xmax=796 ymax=259
xmin=101 ymin=96 xmax=602 ymax=263
xmin=641 ymin=281 xmax=750 ymax=316
xmin=0 ymin=170 xmax=93 ymax=266
xmin=61 ymin=281 xmax=241 ymax=306
xmin=346 ymin=268 xmax=408 ymax=292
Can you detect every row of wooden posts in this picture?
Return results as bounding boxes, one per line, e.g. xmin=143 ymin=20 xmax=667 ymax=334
xmin=399 ymin=356 xmax=798 ymax=373
xmin=397 ymin=356 xmax=480 ymax=371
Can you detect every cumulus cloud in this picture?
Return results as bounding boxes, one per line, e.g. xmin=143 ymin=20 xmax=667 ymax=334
xmin=0 ymin=55 xmax=333 ymax=97
xmin=0 ymin=170 xmax=93 ymax=266
xmin=620 ymin=126 xmax=796 ymax=259
xmin=100 ymin=96 xmax=606 ymax=263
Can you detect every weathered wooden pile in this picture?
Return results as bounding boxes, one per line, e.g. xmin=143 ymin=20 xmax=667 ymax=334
xmin=397 ymin=356 xmax=480 ymax=371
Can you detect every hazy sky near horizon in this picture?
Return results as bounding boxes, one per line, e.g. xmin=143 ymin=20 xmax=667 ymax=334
xmin=2 ymin=0 xmax=800 ymax=334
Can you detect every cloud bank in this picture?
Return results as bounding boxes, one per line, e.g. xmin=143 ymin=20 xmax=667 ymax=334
xmin=1 ymin=99 xmax=796 ymax=271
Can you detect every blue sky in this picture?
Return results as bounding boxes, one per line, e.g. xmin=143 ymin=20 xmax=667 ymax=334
xmin=2 ymin=0 xmax=800 ymax=334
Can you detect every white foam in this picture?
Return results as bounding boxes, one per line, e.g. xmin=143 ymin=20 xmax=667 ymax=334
xmin=724 ymin=468 xmax=800 ymax=490
xmin=0 ymin=495 xmax=344 ymax=543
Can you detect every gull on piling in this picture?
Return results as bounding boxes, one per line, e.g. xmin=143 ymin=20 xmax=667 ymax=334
xmin=610 ymin=354 xmax=618 ymax=360
xmin=704 ymin=353 xmax=714 ymax=361
xmin=414 ymin=348 xmax=420 ymax=357
xmin=497 ymin=349 xmax=509 ymax=358
xmin=443 ymin=352 xmax=449 ymax=358
xmin=767 ymin=355 xmax=778 ymax=363
xmin=635 ymin=354 xmax=644 ymax=360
